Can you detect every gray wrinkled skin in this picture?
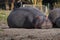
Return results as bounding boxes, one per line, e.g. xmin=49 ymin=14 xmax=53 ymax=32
xmin=7 ymin=7 xmax=52 ymax=29
xmin=48 ymin=8 xmax=60 ymax=28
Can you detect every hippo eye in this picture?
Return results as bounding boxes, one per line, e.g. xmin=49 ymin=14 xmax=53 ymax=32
xmin=39 ymin=16 xmax=44 ymax=19
xmin=36 ymin=16 xmax=40 ymax=19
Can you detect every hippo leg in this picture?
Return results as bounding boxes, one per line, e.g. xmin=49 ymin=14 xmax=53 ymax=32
xmin=23 ymin=16 xmax=34 ymax=29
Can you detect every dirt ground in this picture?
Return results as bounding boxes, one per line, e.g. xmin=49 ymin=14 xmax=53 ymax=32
xmin=0 ymin=27 xmax=60 ymax=40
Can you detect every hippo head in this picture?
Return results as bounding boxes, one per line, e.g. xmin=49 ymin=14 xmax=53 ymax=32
xmin=34 ymin=16 xmax=52 ymax=29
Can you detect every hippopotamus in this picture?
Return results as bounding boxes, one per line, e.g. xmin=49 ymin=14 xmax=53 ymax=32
xmin=7 ymin=7 xmax=52 ymax=29
xmin=48 ymin=8 xmax=60 ymax=28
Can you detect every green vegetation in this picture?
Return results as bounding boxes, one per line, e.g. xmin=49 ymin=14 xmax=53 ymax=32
xmin=0 ymin=10 xmax=10 ymax=25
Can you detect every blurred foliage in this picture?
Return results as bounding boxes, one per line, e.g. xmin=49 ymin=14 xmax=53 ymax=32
xmin=0 ymin=10 xmax=10 ymax=25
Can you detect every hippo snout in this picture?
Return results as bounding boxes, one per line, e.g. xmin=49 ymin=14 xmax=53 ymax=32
xmin=34 ymin=16 xmax=52 ymax=29
xmin=40 ymin=16 xmax=52 ymax=29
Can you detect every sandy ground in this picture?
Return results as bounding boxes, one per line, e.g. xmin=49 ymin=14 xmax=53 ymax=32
xmin=0 ymin=28 xmax=60 ymax=40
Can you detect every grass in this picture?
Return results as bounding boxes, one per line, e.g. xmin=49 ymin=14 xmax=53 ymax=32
xmin=0 ymin=10 xmax=10 ymax=25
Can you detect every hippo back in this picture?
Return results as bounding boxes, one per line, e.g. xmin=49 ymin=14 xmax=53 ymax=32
xmin=7 ymin=7 xmax=45 ymax=28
